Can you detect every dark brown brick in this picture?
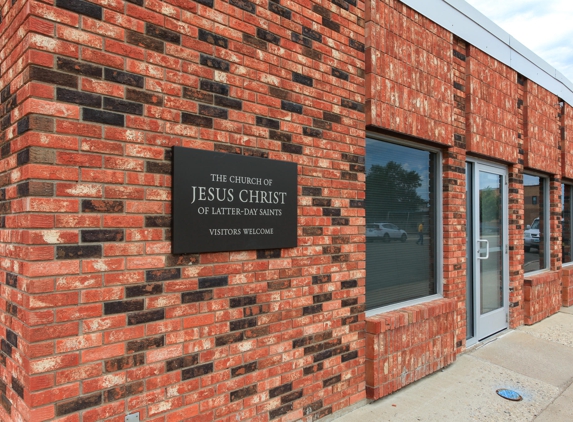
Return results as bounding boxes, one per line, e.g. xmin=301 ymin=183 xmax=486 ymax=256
xmin=83 ymin=108 xmax=124 ymax=127
xmin=0 ymin=394 xmax=10 ymax=415
xmin=313 ymin=293 xmax=332 ymax=303
xmin=199 ymin=29 xmax=228 ymax=48
xmin=182 ymin=88 xmax=214 ymax=104
xmin=323 ymin=374 xmax=341 ymax=387
xmin=104 ymin=299 xmax=144 ymax=315
xmin=104 ymin=68 xmax=144 ymax=88
xmin=303 ymin=363 xmax=323 ymax=375
xmin=230 ymin=317 xmax=256 ymax=331
xmin=270 ymin=403 xmax=293 ymax=419
xmin=166 ymin=354 xmax=199 ymax=371
xmin=145 ymin=216 xmax=171 ymax=227
xmin=57 ymin=57 xmax=102 ymax=78
xmin=104 ymin=97 xmax=143 ymax=115
xmin=125 ymin=283 xmax=163 ymax=298
xmin=82 ymin=200 xmax=123 ymax=213
xmin=200 ymin=54 xmax=230 ymax=72
xmin=281 ymin=390 xmax=302 ymax=404
xmin=146 ymin=268 xmax=180 ymax=282
xmin=165 ymin=254 xmax=199 ymax=267
xmin=126 ymin=30 xmax=164 ymax=53
xmin=182 ymin=290 xmax=213 ymax=303
xmin=127 ymin=309 xmax=165 ymax=325
xmin=341 ymin=280 xmax=358 ymax=289
xmin=312 ymin=275 xmax=331 ymax=284
xmin=282 ymin=143 xmax=302 ymax=154
xmin=231 ymin=385 xmax=257 ymax=402
xmin=105 ymin=353 xmax=145 ymax=372
xmin=29 ymin=66 xmax=78 ymax=88
xmin=270 ymin=382 xmax=292 ymax=398
xmin=269 ymin=130 xmax=291 ymax=142
xmin=126 ymin=88 xmax=163 ymax=106
xmin=6 ymin=273 xmax=17 ymax=288
xmin=1 ymin=341 xmax=11 ymax=357
xmin=269 ymin=2 xmax=291 ymax=18
xmin=231 ymin=361 xmax=257 ymax=377
xmin=146 ymin=161 xmax=172 ymax=174
xmin=244 ymin=33 xmax=267 ymax=50
xmin=56 ymin=245 xmax=102 ymax=260
xmin=17 ymin=181 xmax=54 ymax=198
xmin=56 ymin=0 xmax=102 ymax=19
xmin=81 ymin=229 xmax=124 ymax=242
xmin=198 ymin=275 xmax=228 ymax=289
xmin=215 ymin=332 xmax=243 ymax=346
xmin=303 ymin=227 xmax=323 ymax=236
xmin=103 ymin=381 xmax=143 ymax=402
xmin=182 ymin=363 xmax=214 ymax=380
xmin=268 ymin=280 xmax=291 ymax=290
xmin=55 ymin=392 xmax=102 ymax=416
xmin=146 ymin=23 xmax=180 ymax=44
xmin=6 ymin=330 xmax=17 ymax=348
xmin=230 ymin=296 xmax=257 ymax=308
xmin=126 ymin=336 xmax=164 ymax=353
xmin=230 ymin=0 xmax=255 ymax=13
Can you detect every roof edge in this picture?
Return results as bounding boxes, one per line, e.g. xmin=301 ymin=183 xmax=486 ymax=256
xmin=400 ymin=0 xmax=573 ymax=104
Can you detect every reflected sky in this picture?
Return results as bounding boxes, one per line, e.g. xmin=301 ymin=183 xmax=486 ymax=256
xmin=366 ymin=138 xmax=431 ymax=201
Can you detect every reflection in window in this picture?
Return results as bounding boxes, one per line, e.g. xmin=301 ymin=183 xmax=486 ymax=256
xmin=563 ymin=184 xmax=572 ymax=265
xmin=365 ymin=138 xmax=437 ymax=310
xmin=523 ymin=174 xmax=546 ymax=272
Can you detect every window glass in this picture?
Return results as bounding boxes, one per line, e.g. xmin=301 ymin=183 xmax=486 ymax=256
xmin=523 ymin=174 xmax=546 ymax=272
xmin=365 ymin=138 xmax=437 ymax=310
xmin=562 ymin=184 xmax=572 ymax=265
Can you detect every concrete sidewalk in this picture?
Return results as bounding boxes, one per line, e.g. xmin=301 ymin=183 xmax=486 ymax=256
xmin=332 ymin=307 xmax=573 ymax=422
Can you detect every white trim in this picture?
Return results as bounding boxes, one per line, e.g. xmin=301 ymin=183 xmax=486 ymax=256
xmin=365 ymin=294 xmax=443 ymax=318
xmin=465 ymin=158 xmax=510 ymax=340
xmin=400 ymin=0 xmax=573 ymax=105
xmin=523 ymin=173 xmax=550 ymax=274
xmin=365 ymin=132 xmax=443 ymax=316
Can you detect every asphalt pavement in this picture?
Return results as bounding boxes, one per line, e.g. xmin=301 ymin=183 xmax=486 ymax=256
xmin=329 ymin=307 xmax=573 ymax=422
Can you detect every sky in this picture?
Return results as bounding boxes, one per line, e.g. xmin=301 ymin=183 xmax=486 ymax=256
xmin=465 ymin=0 xmax=573 ymax=83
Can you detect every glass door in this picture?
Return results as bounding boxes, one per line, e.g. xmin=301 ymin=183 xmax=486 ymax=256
xmin=467 ymin=162 xmax=508 ymax=342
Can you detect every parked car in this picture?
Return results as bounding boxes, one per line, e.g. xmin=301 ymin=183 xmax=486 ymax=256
xmin=524 ymin=217 xmax=540 ymax=252
xmin=366 ymin=222 xmax=408 ymax=243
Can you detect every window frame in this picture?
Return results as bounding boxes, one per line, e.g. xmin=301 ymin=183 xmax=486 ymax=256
xmin=364 ymin=133 xmax=443 ymax=317
xmin=562 ymin=183 xmax=573 ymax=267
xmin=523 ymin=171 xmax=550 ymax=275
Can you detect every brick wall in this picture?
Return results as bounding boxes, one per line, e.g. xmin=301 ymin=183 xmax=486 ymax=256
xmin=2 ymin=0 xmax=573 ymax=420
xmin=365 ymin=299 xmax=456 ymax=400
xmin=562 ymin=268 xmax=573 ymax=307
xmin=524 ymin=271 xmax=562 ymax=325
xmin=0 ymin=0 xmax=366 ymax=420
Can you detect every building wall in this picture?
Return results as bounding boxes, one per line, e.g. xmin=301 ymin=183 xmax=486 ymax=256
xmin=364 ymin=0 xmax=566 ymax=399
xmin=0 ymin=0 xmax=367 ymax=420
xmin=0 ymin=0 xmax=572 ymax=421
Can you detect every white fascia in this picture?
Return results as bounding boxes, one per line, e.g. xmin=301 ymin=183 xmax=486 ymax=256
xmin=400 ymin=0 xmax=573 ymax=104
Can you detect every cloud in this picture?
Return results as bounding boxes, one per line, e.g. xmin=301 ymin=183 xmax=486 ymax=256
xmin=466 ymin=0 xmax=573 ymax=82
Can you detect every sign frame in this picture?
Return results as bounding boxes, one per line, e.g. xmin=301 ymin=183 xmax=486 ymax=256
xmin=172 ymin=147 xmax=298 ymax=254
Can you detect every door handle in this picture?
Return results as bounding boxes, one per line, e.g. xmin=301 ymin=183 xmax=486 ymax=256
xmin=477 ymin=239 xmax=489 ymax=260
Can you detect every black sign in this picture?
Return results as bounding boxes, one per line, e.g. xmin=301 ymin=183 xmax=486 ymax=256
xmin=173 ymin=147 xmax=298 ymax=254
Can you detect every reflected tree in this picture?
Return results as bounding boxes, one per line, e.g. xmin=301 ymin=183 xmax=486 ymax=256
xmin=366 ymin=161 xmax=426 ymax=221
xmin=480 ymin=187 xmax=501 ymax=223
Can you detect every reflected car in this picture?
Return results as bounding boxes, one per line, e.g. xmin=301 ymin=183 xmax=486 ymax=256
xmin=366 ymin=223 xmax=408 ymax=243
xmin=524 ymin=217 xmax=540 ymax=252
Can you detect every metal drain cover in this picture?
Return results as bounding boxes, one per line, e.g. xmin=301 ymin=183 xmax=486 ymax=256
xmin=496 ymin=389 xmax=523 ymax=401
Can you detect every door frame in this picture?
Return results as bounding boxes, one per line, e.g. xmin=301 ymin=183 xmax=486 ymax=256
xmin=466 ymin=158 xmax=510 ymax=347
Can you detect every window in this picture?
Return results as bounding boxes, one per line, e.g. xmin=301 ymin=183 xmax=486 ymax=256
xmin=523 ymin=174 xmax=547 ymax=272
xmin=365 ymin=137 xmax=439 ymax=311
xmin=532 ymin=196 xmax=537 ymax=205
xmin=562 ymin=184 xmax=572 ymax=265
